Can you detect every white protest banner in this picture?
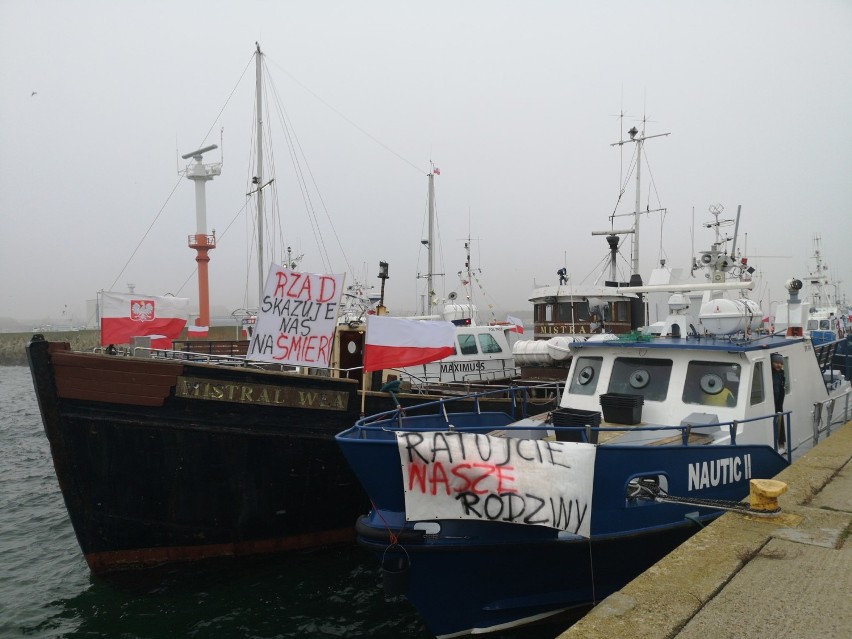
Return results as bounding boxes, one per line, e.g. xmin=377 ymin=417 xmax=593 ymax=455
xmin=397 ymin=431 xmax=596 ymax=537
xmin=247 ymin=264 xmax=345 ymax=366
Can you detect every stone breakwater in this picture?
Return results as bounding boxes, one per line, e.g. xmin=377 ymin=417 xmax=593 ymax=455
xmin=0 ymin=331 xmax=100 ymax=366
xmin=0 ymin=327 xmax=242 ymax=366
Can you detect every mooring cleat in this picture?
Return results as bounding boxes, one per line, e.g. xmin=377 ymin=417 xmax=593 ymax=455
xmin=748 ymin=478 xmax=788 ymax=513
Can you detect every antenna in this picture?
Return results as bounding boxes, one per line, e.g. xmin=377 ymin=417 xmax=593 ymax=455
xmin=181 ymin=144 xmax=218 ymax=160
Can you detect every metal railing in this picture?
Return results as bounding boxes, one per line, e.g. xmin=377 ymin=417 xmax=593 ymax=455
xmin=812 ymin=387 xmax=852 ymax=445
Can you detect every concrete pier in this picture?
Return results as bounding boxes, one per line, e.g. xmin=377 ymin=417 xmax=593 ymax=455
xmin=558 ymin=419 xmax=852 ymax=639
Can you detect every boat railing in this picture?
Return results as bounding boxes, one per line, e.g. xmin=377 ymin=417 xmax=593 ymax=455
xmin=395 ymin=360 xmax=521 ymax=384
xmin=814 ymin=336 xmax=850 ymax=374
xmin=353 ymin=398 xmax=793 ymax=460
xmin=356 ymin=381 xmax=565 ymax=427
xmin=813 ymin=386 xmax=852 ymax=445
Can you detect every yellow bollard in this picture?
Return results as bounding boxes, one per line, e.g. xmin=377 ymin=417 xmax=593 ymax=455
xmin=749 ymin=478 xmax=787 ymax=512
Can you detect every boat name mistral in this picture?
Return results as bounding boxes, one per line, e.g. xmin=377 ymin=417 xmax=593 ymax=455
xmin=688 ymin=454 xmax=752 ymax=491
xmin=176 ymin=376 xmax=350 ymax=411
xmin=398 ymin=432 xmax=596 ymax=536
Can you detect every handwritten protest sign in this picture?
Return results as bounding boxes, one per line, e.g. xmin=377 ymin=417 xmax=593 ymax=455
xmin=247 ymin=264 xmax=345 ymax=367
xmin=397 ymin=431 xmax=596 ymax=537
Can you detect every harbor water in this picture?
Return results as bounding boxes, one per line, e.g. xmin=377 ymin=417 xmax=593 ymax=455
xmin=0 ymin=365 xmax=572 ymax=639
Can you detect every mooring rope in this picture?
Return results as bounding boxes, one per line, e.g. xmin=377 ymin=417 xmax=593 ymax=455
xmin=630 ymin=479 xmax=780 ymax=516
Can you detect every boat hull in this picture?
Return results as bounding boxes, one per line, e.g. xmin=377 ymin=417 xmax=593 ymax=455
xmin=27 ymin=338 xmax=557 ymax=573
xmin=336 ymin=417 xmax=790 ymax=637
xmin=359 ymin=517 xmax=698 ymax=637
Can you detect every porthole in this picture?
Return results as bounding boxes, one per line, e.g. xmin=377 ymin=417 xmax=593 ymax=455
xmin=578 ymin=366 xmax=595 ymax=385
xmin=347 ymin=341 xmax=357 ymax=354
xmin=699 ymin=373 xmax=724 ymax=395
xmin=629 ymin=369 xmax=650 ymax=388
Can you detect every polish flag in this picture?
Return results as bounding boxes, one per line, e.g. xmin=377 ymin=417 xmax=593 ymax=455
xmin=188 ymin=325 xmax=209 ymax=338
xmin=149 ymin=335 xmax=173 ymax=350
xmin=506 ymin=315 xmax=524 ymax=334
xmin=100 ymin=291 xmax=189 ymax=346
xmin=363 ymin=315 xmax=455 ymax=372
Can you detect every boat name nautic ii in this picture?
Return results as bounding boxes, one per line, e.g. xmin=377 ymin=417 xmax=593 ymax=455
xmin=336 ymin=225 xmax=852 ymax=637
xmin=687 ymin=454 xmax=751 ymax=491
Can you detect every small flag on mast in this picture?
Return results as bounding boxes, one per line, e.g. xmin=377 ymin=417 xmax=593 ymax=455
xmin=506 ymin=315 xmax=524 ymax=334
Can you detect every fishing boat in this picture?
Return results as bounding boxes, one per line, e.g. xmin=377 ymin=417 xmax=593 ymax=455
xmin=336 ymin=211 xmax=852 ymax=637
xmin=26 ymin=45 xmax=558 ymax=574
xmin=775 ymin=234 xmax=850 ymax=340
xmin=513 ymin=125 xmax=667 ymax=380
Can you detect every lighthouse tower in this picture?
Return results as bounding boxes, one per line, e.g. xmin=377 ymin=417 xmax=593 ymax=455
xmin=181 ymin=144 xmax=221 ymax=333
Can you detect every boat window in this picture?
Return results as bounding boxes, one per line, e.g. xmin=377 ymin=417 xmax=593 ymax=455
xmin=613 ymin=301 xmax=629 ymax=322
xmin=534 ymin=303 xmax=546 ymax=323
xmin=608 ymin=357 xmax=672 ymax=401
xmin=557 ymin=301 xmax=591 ymax=322
xmin=457 ymin=334 xmax=478 ymax=355
xmin=750 ymin=361 xmax=765 ymax=405
xmin=477 ymin=333 xmax=503 ymax=354
xmin=569 ymin=356 xmax=603 ymax=395
xmin=820 ymin=319 xmax=830 ymax=330
xmin=807 ymin=319 xmax=819 ymax=331
xmin=682 ymin=361 xmax=741 ymax=407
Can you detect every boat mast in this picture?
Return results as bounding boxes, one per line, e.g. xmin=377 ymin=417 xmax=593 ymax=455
xmin=610 ymin=124 xmax=670 ymax=278
xmin=255 ymin=43 xmax=265 ymax=308
xmin=427 ymin=168 xmax=435 ymax=317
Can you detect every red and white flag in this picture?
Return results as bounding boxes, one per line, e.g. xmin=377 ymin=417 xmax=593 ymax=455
xmin=363 ymin=315 xmax=455 ymax=372
xmin=100 ymin=291 xmax=189 ymax=346
xmin=188 ymin=325 xmax=209 ymax=338
xmin=506 ymin=315 xmax=524 ymax=334
xmin=149 ymin=334 xmax=173 ymax=350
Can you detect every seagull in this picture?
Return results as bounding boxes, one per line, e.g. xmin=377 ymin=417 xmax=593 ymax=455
xmin=31 ymin=91 xmax=37 ymax=96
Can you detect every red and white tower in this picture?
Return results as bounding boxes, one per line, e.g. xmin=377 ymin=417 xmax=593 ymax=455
xmin=182 ymin=144 xmax=221 ymax=332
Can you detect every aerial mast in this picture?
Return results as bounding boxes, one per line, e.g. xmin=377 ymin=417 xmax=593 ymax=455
xmin=182 ymin=143 xmax=221 ymax=331
xmin=255 ymin=43 xmax=265 ymax=307
xmin=610 ymin=124 xmax=670 ymax=278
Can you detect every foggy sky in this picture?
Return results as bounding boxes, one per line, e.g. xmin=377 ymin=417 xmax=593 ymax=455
xmin=1 ymin=0 xmax=851 ymax=326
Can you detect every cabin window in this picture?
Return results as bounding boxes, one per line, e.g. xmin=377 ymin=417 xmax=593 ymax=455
xmin=478 ymin=333 xmax=503 ymax=354
xmin=557 ymin=301 xmax=591 ymax=322
xmin=608 ymin=357 xmax=672 ymax=401
xmin=457 ymin=334 xmax=478 ymax=356
xmin=807 ymin=319 xmax=819 ymax=331
xmin=820 ymin=319 xmax=830 ymax=330
xmin=613 ymin=301 xmax=630 ymax=322
xmin=682 ymin=361 xmax=741 ymax=407
xmin=569 ymin=356 xmax=603 ymax=395
xmin=750 ymin=361 xmax=765 ymax=405
xmin=536 ymin=304 xmax=554 ymax=322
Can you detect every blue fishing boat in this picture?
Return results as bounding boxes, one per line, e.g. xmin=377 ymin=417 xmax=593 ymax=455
xmin=336 ymin=216 xmax=852 ymax=637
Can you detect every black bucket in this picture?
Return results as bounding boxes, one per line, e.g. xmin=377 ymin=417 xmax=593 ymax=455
xmin=551 ymin=408 xmax=601 ymax=443
xmin=599 ymin=393 xmax=644 ymax=425
xmin=381 ymin=547 xmax=410 ymax=596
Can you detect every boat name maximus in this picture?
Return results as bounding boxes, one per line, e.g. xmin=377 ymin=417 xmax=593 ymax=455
xmin=176 ymin=376 xmax=349 ymax=411
xmin=440 ymin=361 xmax=486 ymax=373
